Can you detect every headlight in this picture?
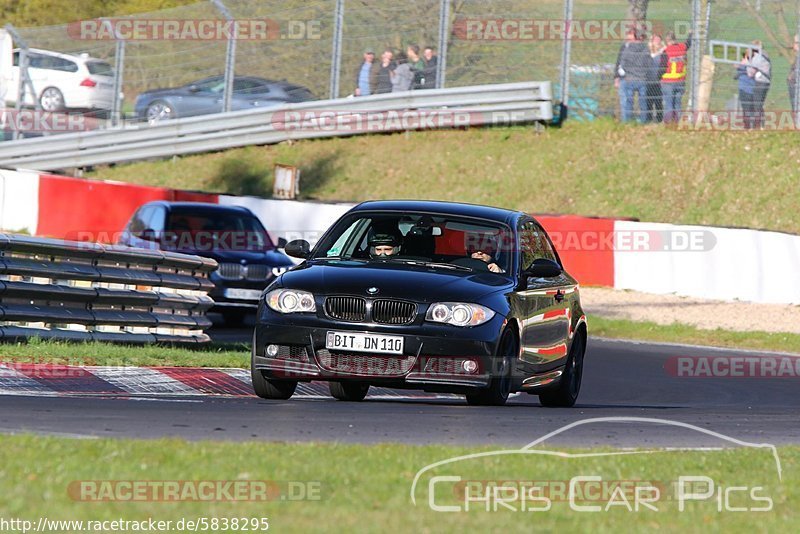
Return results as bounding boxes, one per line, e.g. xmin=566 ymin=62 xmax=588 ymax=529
xmin=425 ymin=302 xmax=495 ymax=326
xmin=265 ymin=289 xmax=316 ymax=314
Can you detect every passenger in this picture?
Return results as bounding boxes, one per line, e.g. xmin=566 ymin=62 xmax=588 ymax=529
xmin=467 ymin=235 xmax=504 ymax=273
xmin=368 ymin=232 xmax=402 ymax=258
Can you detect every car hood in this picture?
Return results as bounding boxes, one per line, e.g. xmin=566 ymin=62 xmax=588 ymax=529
xmin=280 ymin=260 xmax=514 ymax=303
xmin=168 ymin=248 xmax=294 ymax=266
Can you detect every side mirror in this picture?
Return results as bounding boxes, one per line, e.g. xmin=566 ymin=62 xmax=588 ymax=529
xmin=277 ymin=237 xmax=288 ymax=249
xmin=525 ymin=258 xmax=562 ymax=278
xmin=188 ymin=84 xmax=200 ymax=93
xmin=284 ymin=239 xmax=311 ymax=259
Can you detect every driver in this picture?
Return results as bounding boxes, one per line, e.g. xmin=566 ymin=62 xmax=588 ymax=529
xmin=368 ymin=232 xmax=402 ymax=258
xmin=467 ymin=234 xmax=504 ymax=273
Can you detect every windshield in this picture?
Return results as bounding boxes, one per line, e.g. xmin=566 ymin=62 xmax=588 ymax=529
xmin=312 ymin=212 xmax=512 ymax=274
xmin=164 ymin=208 xmax=272 ymax=252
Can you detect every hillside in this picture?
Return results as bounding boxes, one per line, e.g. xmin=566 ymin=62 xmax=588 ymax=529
xmin=86 ymin=120 xmax=800 ymax=235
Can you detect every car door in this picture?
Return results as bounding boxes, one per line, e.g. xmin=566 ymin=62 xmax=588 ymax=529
xmin=179 ymin=77 xmax=225 ymax=117
xmin=514 ymin=219 xmax=573 ymax=369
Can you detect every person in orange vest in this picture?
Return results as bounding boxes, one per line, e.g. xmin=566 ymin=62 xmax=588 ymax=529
xmin=661 ymin=31 xmax=692 ymax=123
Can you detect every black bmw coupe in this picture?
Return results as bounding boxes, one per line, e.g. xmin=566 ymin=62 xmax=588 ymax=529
xmin=251 ymin=200 xmax=587 ymax=406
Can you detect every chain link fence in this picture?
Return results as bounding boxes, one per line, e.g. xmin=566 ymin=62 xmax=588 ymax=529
xmin=2 ymin=0 xmax=799 ymax=133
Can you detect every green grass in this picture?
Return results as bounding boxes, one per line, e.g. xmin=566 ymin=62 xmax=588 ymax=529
xmin=86 ymin=120 xmax=800 ymax=235
xmin=0 ymin=434 xmax=796 ymax=531
xmin=0 ymin=338 xmax=249 ymax=368
xmin=590 ymin=316 xmax=800 ymax=354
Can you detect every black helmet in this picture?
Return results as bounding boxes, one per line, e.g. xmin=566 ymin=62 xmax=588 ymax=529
xmin=369 ymin=232 xmax=401 ymax=258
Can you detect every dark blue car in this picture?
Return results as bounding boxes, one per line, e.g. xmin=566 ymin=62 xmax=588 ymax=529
xmin=119 ymin=201 xmax=294 ymax=324
xmin=252 ymin=200 xmax=587 ymax=406
xmin=134 ymin=75 xmax=315 ymax=124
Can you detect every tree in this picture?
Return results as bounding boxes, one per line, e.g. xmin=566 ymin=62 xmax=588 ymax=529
xmin=627 ymin=0 xmax=650 ymax=26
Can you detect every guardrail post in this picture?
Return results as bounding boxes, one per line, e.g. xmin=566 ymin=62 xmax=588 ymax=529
xmin=4 ymin=24 xmax=39 ymax=140
xmin=212 ymin=0 xmax=236 ymax=113
xmin=690 ymin=0 xmax=701 ymax=114
xmin=329 ymin=0 xmax=345 ymax=99
xmin=795 ymin=3 xmax=800 ymax=124
xmin=101 ymin=19 xmax=126 ymax=127
xmin=436 ymin=0 xmax=450 ymax=89
xmin=559 ymin=0 xmax=574 ymax=111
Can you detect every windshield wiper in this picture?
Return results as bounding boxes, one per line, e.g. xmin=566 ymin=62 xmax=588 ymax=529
xmin=377 ymin=258 xmax=473 ymax=272
xmin=420 ymin=261 xmax=473 ymax=272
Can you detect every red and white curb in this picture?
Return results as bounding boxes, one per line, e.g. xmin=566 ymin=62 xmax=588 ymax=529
xmin=0 ymin=363 xmax=457 ymax=400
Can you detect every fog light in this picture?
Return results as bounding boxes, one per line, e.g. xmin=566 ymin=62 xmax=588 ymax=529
xmin=462 ymin=359 xmax=479 ymax=374
xmin=266 ymin=344 xmax=279 ymax=357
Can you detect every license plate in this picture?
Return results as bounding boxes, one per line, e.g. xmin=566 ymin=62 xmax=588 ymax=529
xmin=224 ymin=288 xmax=262 ymax=301
xmin=326 ymin=331 xmax=404 ymax=355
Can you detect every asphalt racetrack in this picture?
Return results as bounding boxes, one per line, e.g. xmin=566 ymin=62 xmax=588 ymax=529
xmin=1 ymin=336 xmax=798 ymax=448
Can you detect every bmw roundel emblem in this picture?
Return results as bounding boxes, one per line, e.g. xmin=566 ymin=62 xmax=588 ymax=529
xmin=367 ymin=287 xmax=379 ymax=295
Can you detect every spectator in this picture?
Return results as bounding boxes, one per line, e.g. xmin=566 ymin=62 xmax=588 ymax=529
xmin=747 ymin=40 xmax=771 ymax=129
xmin=354 ymin=49 xmax=376 ymax=97
xmin=420 ymin=46 xmax=438 ymax=89
xmin=661 ymin=31 xmax=692 ymax=123
xmin=646 ymin=33 xmax=666 ymax=122
xmin=788 ymin=35 xmax=800 ymax=113
xmin=391 ymin=52 xmax=414 ymax=92
xmin=614 ymin=28 xmax=650 ymax=122
xmin=406 ymin=45 xmax=425 ymax=89
xmin=375 ymin=49 xmax=396 ymax=94
xmin=735 ymin=50 xmax=756 ymax=129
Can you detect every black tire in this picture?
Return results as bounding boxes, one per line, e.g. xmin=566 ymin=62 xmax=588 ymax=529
xmin=250 ymin=344 xmax=297 ymax=400
xmin=466 ymin=330 xmax=517 ymax=406
xmin=221 ymin=309 xmax=248 ymax=326
xmin=329 ymin=381 xmax=370 ymax=402
xmin=145 ymin=100 xmax=175 ymax=124
xmin=539 ymin=331 xmax=585 ymax=408
xmin=39 ymin=87 xmax=65 ymax=112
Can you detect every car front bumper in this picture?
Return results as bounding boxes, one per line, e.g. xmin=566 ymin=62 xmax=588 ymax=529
xmin=253 ymin=310 xmax=506 ymax=391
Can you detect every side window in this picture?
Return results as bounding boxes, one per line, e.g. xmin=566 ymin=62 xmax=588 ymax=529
xmin=53 ymin=57 xmax=78 ymax=72
xmin=12 ymin=51 xmax=19 ymax=67
xmin=233 ymin=79 xmax=265 ymax=94
xmin=27 ymin=54 xmax=45 ymax=69
xmin=519 ymin=221 xmax=557 ymax=269
xmin=145 ymin=207 xmax=166 ymax=233
xmin=128 ymin=207 xmax=151 ymax=234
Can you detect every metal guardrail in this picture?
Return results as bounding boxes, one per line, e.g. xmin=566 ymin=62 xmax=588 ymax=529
xmin=0 ymin=82 xmax=552 ymax=171
xmin=0 ymin=234 xmax=218 ymax=344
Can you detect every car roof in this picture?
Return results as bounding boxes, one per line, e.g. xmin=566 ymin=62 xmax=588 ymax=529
xmin=349 ymin=200 xmax=524 ymax=226
xmin=22 ymin=48 xmax=102 ymax=62
xmin=142 ymin=201 xmax=255 ymax=214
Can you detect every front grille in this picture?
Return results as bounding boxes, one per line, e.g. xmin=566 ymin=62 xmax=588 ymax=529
xmin=372 ymin=299 xmax=417 ymax=325
xmin=217 ymin=263 xmax=243 ymax=280
xmin=245 ymin=264 xmax=270 ymax=281
xmin=316 ymin=349 xmax=415 ymax=376
xmin=325 ymin=296 xmax=367 ymax=322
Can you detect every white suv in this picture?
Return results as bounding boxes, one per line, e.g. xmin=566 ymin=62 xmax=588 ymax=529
xmin=4 ymin=48 xmax=115 ymax=113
